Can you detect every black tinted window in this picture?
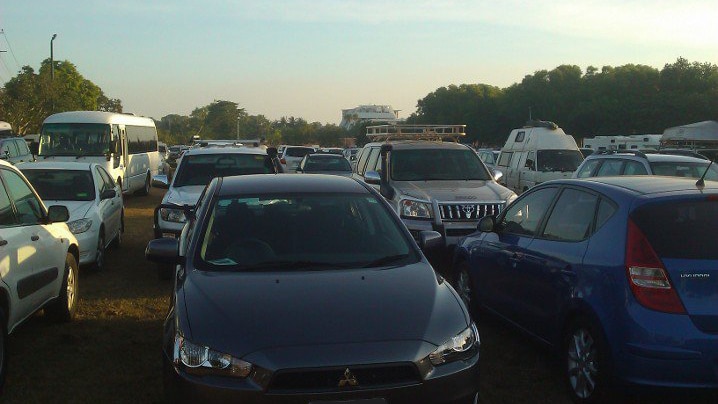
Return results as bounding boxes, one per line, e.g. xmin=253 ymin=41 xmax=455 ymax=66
xmin=536 ymin=150 xmax=583 ymax=172
xmin=632 ymin=199 xmax=718 ymax=259
xmin=304 ymin=156 xmax=351 ymax=172
xmin=391 ymin=149 xmax=490 ymax=181
xmin=173 ymin=153 xmax=272 ymax=187
xmin=542 ymin=189 xmax=598 ymax=241
xmin=501 ymin=187 xmax=558 ymax=236
xmin=2 ymin=169 xmax=43 ymax=225
xmin=595 ymin=198 xmax=616 ymax=230
xmin=22 ymin=169 xmax=95 ymax=201
xmin=285 ymin=147 xmax=315 ymax=157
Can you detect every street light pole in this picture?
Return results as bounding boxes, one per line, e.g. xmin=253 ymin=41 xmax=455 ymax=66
xmin=50 ymin=34 xmax=57 ymax=80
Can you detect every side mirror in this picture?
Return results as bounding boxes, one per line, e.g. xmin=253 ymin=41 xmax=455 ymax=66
xmin=0 ymin=150 xmax=8 ymax=159
xmin=47 ymin=205 xmax=70 ymax=223
xmin=419 ymin=230 xmax=443 ymax=251
xmin=477 ymin=215 xmax=496 ymax=233
xmin=145 ymin=238 xmax=183 ymax=265
xmin=152 ymin=175 xmax=170 ymax=189
xmin=493 ymin=168 xmax=504 ymax=182
xmin=364 ymin=170 xmax=381 ymax=185
xmin=100 ymin=189 xmax=117 ymax=200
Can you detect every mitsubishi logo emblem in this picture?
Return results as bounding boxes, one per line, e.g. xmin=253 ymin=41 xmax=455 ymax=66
xmin=338 ymin=368 xmax=359 ymax=387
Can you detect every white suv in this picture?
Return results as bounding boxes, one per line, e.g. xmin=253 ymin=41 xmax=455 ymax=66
xmin=0 ymin=159 xmax=80 ymax=388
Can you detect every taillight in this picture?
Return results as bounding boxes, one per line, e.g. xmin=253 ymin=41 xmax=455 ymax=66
xmin=625 ymin=219 xmax=685 ymax=314
xmin=280 ymin=158 xmax=286 ymax=164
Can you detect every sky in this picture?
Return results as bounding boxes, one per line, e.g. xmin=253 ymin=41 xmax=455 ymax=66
xmin=1 ymin=1 xmax=717 ymax=124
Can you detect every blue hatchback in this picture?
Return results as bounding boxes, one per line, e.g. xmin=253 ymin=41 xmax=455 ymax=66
xmin=452 ymin=176 xmax=718 ymax=402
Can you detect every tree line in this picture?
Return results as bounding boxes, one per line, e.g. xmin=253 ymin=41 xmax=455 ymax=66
xmin=408 ymin=58 xmax=718 ymax=146
xmin=2 ymin=57 xmax=716 ymax=148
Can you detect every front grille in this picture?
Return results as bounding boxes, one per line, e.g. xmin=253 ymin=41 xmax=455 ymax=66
xmin=269 ymin=363 xmax=420 ymax=393
xmin=439 ymin=203 xmax=503 ymax=221
xmin=446 ymin=228 xmax=477 ymax=237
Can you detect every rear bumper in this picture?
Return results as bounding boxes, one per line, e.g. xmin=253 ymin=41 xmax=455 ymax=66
xmin=614 ymin=307 xmax=718 ymax=389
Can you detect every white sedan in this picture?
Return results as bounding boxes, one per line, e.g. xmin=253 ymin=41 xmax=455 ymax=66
xmin=20 ymin=162 xmax=124 ymax=270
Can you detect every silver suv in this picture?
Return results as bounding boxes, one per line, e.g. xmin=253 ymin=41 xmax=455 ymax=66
xmin=353 ymin=128 xmax=516 ymax=248
xmin=0 ymin=137 xmax=33 ymax=165
xmin=573 ymin=150 xmax=718 ymax=180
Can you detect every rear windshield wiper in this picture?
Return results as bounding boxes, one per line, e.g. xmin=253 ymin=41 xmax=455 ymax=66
xmin=362 ymin=254 xmax=410 ymax=268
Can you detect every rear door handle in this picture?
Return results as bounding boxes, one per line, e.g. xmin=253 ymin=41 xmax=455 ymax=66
xmin=31 ymin=235 xmax=39 ymax=241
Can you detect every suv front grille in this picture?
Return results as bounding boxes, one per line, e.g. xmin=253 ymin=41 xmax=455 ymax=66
xmin=439 ymin=203 xmax=503 ymax=221
xmin=268 ymin=363 xmax=420 ymax=393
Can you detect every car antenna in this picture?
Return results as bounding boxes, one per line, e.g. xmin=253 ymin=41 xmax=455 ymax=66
xmin=696 ymin=159 xmax=714 ymax=189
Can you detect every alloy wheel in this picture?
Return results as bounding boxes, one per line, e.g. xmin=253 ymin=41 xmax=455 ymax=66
xmin=66 ymin=263 xmax=76 ymax=312
xmin=567 ymin=327 xmax=598 ymax=399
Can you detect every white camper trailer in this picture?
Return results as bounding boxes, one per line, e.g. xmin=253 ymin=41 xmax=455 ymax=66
xmin=497 ymin=120 xmax=583 ymax=194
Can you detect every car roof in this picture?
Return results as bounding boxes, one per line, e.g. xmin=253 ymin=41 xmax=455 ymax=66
xmin=306 ymin=153 xmax=346 ymax=158
xmin=586 ymin=151 xmax=708 ymax=163
xmin=554 ymin=176 xmax=718 ymax=196
xmin=17 ymin=161 xmax=95 ymax=171
xmin=182 ymin=146 xmax=266 ymax=157
xmin=218 ymin=174 xmax=369 ymax=196
xmin=363 ymin=140 xmax=471 ymax=151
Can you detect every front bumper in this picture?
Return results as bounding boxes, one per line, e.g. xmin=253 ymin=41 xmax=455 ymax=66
xmin=402 ymin=218 xmax=477 ymax=248
xmin=76 ymin=229 xmax=99 ymax=266
xmin=163 ymin=353 xmax=479 ymax=404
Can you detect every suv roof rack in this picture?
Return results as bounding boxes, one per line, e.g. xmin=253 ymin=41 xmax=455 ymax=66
xmin=366 ymin=124 xmax=466 ymax=142
xmin=523 ymin=120 xmax=558 ymax=130
xmin=593 ymin=149 xmax=647 ymax=158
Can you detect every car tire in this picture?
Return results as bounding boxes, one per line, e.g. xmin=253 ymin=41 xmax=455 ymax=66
xmin=452 ymin=261 xmax=477 ymax=317
xmin=135 ymin=173 xmax=151 ymax=196
xmin=93 ymin=232 xmax=105 ymax=271
xmin=564 ymin=318 xmax=613 ymax=403
xmin=157 ymin=264 xmax=173 ymax=280
xmin=0 ymin=308 xmax=7 ymax=394
xmin=45 ymin=253 xmax=79 ymax=323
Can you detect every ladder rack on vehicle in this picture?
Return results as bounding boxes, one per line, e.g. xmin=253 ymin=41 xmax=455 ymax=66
xmin=366 ymin=124 xmax=466 ymax=142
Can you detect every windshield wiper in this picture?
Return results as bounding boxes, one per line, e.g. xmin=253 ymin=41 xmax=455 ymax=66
xmin=362 ymin=254 xmax=410 ymax=268
xmin=236 ymin=260 xmax=347 ymax=271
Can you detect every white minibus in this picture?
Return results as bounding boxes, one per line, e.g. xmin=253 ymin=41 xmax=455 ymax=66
xmin=39 ymin=111 xmax=159 ymax=195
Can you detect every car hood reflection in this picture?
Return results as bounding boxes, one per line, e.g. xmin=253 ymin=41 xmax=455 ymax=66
xmin=180 ymin=262 xmax=468 ymax=361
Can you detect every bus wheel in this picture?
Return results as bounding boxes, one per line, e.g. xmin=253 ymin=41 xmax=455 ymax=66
xmin=136 ymin=173 xmax=151 ymax=196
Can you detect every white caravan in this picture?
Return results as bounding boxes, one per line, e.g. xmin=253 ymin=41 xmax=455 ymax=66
xmin=497 ymin=121 xmax=583 ymax=194
xmin=39 ymin=111 xmax=159 ymax=195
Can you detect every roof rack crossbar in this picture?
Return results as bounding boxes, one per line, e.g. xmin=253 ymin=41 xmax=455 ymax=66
xmin=366 ymin=124 xmax=466 ymax=141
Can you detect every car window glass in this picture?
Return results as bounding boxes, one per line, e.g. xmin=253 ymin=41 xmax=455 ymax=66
xmin=0 ymin=179 xmax=16 ymax=226
xmin=355 ymin=147 xmax=370 ymax=174
xmin=365 ymin=148 xmax=381 ymax=174
xmin=2 ymin=169 xmax=44 ymax=224
xmin=93 ymin=167 xmax=105 ymax=192
xmin=542 ymin=189 xmax=598 ymax=241
xmin=595 ymin=198 xmax=616 ymax=230
xmin=576 ymin=159 xmax=600 ymax=178
xmin=1 ymin=140 xmax=19 ymax=157
xmin=497 ymin=151 xmax=512 ymax=167
xmin=596 ymin=159 xmax=624 ymax=176
xmin=98 ymin=167 xmax=116 ymax=190
xmin=623 ymin=160 xmax=648 ymax=175
xmin=500 ymin=187 xmax=557 ymax=236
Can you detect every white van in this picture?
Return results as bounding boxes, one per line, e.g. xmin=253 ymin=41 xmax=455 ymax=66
xmin=497 ymin=120 xmax=583 ymax=194
xmin=39 ymin=111 xmax=160 ymax=196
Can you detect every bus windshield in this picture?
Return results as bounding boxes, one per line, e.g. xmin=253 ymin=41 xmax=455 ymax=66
xmin=39 ymin=123 xmax=111 ymax=157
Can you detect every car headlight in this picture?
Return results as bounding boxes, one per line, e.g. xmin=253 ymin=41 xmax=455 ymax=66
xmin=160 ymin=207 xmax=187 ymax=223
xmin=429 ymin=323 xmax=480 ymax=365
xmin=174 ymin=333 xmax=252 ymax=378
xmin=67 ymin=218 xmax=93 ymax=234
xmin=400 ymin=199 xmax=433 ymax=219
